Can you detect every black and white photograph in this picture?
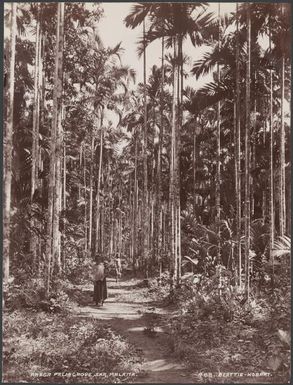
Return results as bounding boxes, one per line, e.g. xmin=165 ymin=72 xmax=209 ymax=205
xmin=2 ymin=2 xmax=291 ymax=383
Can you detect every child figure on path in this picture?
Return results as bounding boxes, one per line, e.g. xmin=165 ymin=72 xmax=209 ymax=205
xmin=115 ymin=254 xmax=122 ymax=283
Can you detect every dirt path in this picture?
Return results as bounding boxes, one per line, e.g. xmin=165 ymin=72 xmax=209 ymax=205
xmin=73 ymin=279 xmax=197 ymax=383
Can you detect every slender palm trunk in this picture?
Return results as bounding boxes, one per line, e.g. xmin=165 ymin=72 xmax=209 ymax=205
xmin=174 ymin=204 xmax=178 ymax=280
xmin=150 ymin=193 xmax=154 ymax=265
xmin=52 ymin=3 xmax=64 ymax=276
xmin=162 ymin=203 xmax=166 ymax=259
xmin=262 ymin=98 xmax=269 ymax=227
xmin=216 ymin=4 xmax=221 ymax=263
xmin=95 ymin=110 xmax=104 ymax=255
xmin=63 ymin=144 xmax=66 ymax=211
xmin=108 ymin=169 xmax=114 ymax=258
xmin=118 ymin=183 xmax=123 ymax=257
xmin=78 ymin=146 xmax=82 ymax=200
xmin=88 ymin=129 xmax=94 ymax=254
xmin=31 ymin=4 xmax=41 ymax=199
xmin=109 ymin=202 xmax=114 ymax=256
xmin=83 ymin=147 xmax=88 ymax=255
xmin=129 ymin=177 xmax=134 ymax=263
xmin=176 ymin=35 xmax=183 ymax=285
xmin=193 ymin=119 xmax=198 ymax=216
xmin=244 ymin=3 xmax=251 ymax=298
xmin=143 ymin=20 xmax=148 ymax=278
xmin=269 ymin=15 xmax=275 ymax=259
xmin=61 ymin=142 xmax=66 ymax=271
xmin=279 ymin=3 xmax=286 ymax=236
xmin=39 ymin=30 xmax=46 ymax=276
xmin=133 ymin=134 xmax=138 ymax=270
xmin=157 ymin=36 xmax=164 ymax=279
xmin=31 ymin=3 xmax=41 ymax=198
xmin=233 ymin=105 xmax=238 ymax=277
xmin=262 ymin=190 xmax=266 ymax=223
xmin=3 ymin=2 xmax=17 ymax=286
xmin=235 ymin=2 xmax=242 ymax=287
xmin=151 ymin=105 xmax=156 ymax=265
xmin=30 ymin=3 xmax=42 ymax=270
xmin=100 ymin=195 xmax=104 ymax=254
xmin=251 ymin=101 xmax=256 ymax=218
xmin=46 ymin=3 xmax=65 ymax=293
xmin=170 ymin=36 xmax=179 ymax=284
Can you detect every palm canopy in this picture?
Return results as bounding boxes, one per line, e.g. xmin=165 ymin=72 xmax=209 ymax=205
xmin=139 ymin=8 xmax=215 ymax=56
xmin=124 ymin=3 xmax=215 ymax=56
xmin=188 ymin=19 xmax=275 ymax=116
xmin=191 ymin=12 xmax=238 ymax=79
xmin=236 ymin=2 xmax=291 ymax=59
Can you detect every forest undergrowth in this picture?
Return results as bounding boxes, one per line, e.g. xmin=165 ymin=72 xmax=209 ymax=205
xmin=3 ymin=277 xmax=143 ymax=384
xmin=3 ymin=263 xmax=291 ymax=384
xmin=147 ymin=270 xmax=291 ymax=384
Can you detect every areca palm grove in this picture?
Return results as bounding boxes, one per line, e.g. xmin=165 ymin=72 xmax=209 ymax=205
xmin=3 ymin=3 xmax=291 ymax=383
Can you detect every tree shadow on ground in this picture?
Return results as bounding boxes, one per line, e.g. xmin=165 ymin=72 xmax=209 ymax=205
xmin=69 ymin=285 xmax=161 ymax=308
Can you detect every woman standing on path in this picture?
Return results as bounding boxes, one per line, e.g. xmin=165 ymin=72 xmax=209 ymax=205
xmin=93 ymin=257 xmax=107 ymax=307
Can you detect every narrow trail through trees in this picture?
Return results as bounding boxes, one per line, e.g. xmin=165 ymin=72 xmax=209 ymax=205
xmin=73 ymin=279 xmax=195 ymax=383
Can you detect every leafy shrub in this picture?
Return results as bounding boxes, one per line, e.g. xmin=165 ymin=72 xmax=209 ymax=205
xmin=5 ymin=278 xmax=72 ymax=313
xmin=167 ymin=265 xmax=290 ymax=383
xmin=5 ymin=278 xmax=46 ymax=310
xmin=66 ymin=257 xmax=93 ymax=284
xmin=3 ymin=311 xmax=142 ymax=383
xmin=147 ymin=272 xmax=173 ymax=303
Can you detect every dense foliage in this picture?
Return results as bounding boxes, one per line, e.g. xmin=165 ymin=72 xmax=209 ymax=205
xmin=4 ymin=309 xmax=142 ymax=383
xmin=3 ymin=2 xmax=291 ymax=383
xmin=4 ymin=2 xmax=291 ymax=290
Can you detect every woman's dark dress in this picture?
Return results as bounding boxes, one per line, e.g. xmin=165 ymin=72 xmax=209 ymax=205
xmin=94 ymin=278 xmax=107 ymax=305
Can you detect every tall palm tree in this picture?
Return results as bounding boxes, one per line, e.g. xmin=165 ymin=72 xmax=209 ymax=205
xmin=216 ymin=3 xmax=221 ymax=264
xmin=268 ymin=10 xmax=274 ymax=264
xmin=45 ymin=2 xmax=65 ymax=293
xmin=53 ymin=2 xmax=65 ymax=275
xmin=244 ymin=2 xmax=251 ymax=297
xmin=279 ymin=3 xmax=286 ymax=237
xmin=4 ymin=2 xmax=17 ymax=287
xmin=30 ymin=2 xmax=43 ymax=270
xmin=170 ymin=34 xmax=179 ymax=282
xmin=157 ymin=45 xmax=165 ymax=277
xmin=235 ymin=2 xmax=242 ymax=287
xmin=31 ymin=3 xmax=41 ymax=200
xmin=142 ymin=19 xmax=148 ymax=278
xmin=125 ymin=5 xmax=152 ymax=277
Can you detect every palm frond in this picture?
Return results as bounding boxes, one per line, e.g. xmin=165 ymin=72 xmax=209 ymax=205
xmin=124 ymin=3 xmax=154 ymax=29
xmin=185 ymin=80 xmax=232 ymax=115
xmin=272 ymin=236 xmax=291 ymax=257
